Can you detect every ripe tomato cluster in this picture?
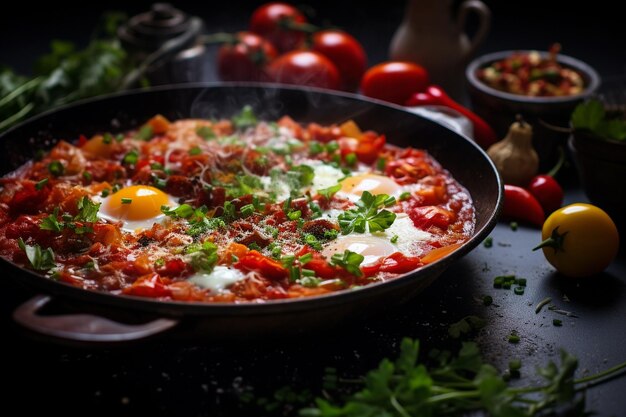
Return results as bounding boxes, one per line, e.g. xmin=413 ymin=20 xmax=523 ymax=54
xmin=217 ymin=2 xmax=367 ymax=91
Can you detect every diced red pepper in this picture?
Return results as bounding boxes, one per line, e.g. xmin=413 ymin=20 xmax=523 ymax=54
xmin=123 ymin=273 xmax=172 ymax=298
xmin=236 ymin=250 xmax=288 ymax=280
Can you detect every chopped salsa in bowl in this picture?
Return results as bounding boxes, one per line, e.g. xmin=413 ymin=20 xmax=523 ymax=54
xmin=476 ymin=44 xmax=585 ymax=97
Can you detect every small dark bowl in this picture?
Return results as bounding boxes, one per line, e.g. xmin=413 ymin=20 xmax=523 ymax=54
xmin=569 ymin=131 xmax=626 ymax=231
xmin=467 ymin=50 xmax=601 ymax=169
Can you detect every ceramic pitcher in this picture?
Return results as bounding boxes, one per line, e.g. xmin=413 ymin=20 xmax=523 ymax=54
xmin=389 ymin=0 xmax=491 ymax=101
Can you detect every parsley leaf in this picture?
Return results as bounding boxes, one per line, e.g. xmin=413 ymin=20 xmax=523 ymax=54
xmin=17 ymin=238 xmax=56 ymax=271
xmin=337 ymin=191 xmax=397 ymax=234
xmin=330 ymin=250 xmax=364 ymax=277
xmin=75 ymin=196 xmax=100 ymax=222
xmin=232 ymin=105 xmax=257 ymax=130
xmin=317 ymin=183 xmax=341 ymax=200
xmin=40 ymin=208 xmax=62 ymax=232
xmin=571 ymin=99 xmax=626 ymax=142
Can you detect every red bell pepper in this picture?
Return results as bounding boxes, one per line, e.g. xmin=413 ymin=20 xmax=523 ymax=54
xmin=503 ymin=185 xmax=545 ymax=227
xmin=406 ymin=85 xmax=498 ymax=148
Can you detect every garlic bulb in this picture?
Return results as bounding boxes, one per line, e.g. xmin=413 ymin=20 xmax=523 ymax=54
xmin=487 ymin=116 xmax=539 ymax=186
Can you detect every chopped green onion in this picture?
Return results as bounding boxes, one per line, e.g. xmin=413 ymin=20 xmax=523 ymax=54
xmin=35 ymin=178 xmax=49 ymax=190
xmin=188 ymin=146 xmax=202 ymax=156
xmin=509 ymin=359 xmax=522 ymax=371
xmin=287 ymin=210 xmax=301 ymax=221
xmin=240 ymin=204 xmax=255 ymax=217
xmin=483 ymin=237 xmax=493 ymax=248
xmin=102 ymin=133 xmax=113 ymax=144
xmin=345 ymin=152 xmax=357 ymax=166
xmin=510 ymin=221 xmax=519 ymax=231
xmin=47 ymin=160 xmax=64 ymax=177
xmin=508 ymin=333 xmax=520 ymax=343
xmin=483 ymin=295 xmax=493 ymax=306
xmin=390 ymin=235 xmax=399 ymax=244
xmin=553 ymin=319 xmax=563 ymax=326
xmin=82 ymin=171 xmax=92 ymax=182
xmin=121 ymin=198 xmax=132 ymax=204
xmin=398 ymin=191 xmax=411 ymax=201
xmin=514 ymin=286 xmax=525 ymax=295
xmin=376 ymin=157 xmax=386 ymax=171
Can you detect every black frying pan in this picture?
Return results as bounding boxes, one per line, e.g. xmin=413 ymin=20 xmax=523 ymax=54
xmin=0 ymin=84 xmax=502 ymax=342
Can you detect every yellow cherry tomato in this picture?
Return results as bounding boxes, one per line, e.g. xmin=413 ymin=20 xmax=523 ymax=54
xmin=534 ymin=203 xmax=619 ymax=277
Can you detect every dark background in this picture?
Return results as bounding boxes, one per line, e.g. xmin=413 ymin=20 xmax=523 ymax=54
xmin=1 ymin=2 xmax=625 ymax=417
xmin=2 ymin=0 xmax=625 ymax=80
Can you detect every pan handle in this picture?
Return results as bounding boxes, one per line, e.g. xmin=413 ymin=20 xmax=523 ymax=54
xmin=13 ymin=295 xmax=178 ymax=342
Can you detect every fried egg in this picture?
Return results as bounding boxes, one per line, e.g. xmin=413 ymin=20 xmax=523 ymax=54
xmin=322 ymin=214 xmax=432 ymax=265
xmin=338 ymin=173 xmax=402 ymax=201
xmin=97 ymin=185 xmax=178 ymax=233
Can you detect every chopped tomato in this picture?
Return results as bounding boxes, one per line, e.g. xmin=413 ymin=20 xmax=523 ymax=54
xmin=379 ymin=252 xmax=422 ymax=274
xmin=409 ymin=206 xmax=455 ymax=230
xmin=339 ymin=131 xmax=385 ymax=164
xmin=123 ymin=273 xmax=172 ymax=298
xmin=146 ymin=114 xmax=171 ymax=134
xmin=236 ymin=250 xmax=288 ymax=280
xmin=8 ymin=181 xmax=49 ymax=215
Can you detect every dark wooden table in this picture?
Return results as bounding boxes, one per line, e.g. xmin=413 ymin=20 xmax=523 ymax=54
xmin=1 ymin=1 xmax=625 ymax=416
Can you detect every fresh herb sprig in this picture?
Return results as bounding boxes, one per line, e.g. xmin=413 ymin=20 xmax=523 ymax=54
xmin=337 ymin=191 xmax=396 ymax=234
xmin=571 ymin=99 xmax=626 ymax=142
xmin=299 ymin=337 xmax=626 ymax=417
xmin=0 ymin=13 xmax=131 ymax=132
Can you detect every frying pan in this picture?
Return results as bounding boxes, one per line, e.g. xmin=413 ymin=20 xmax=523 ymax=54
xmin=0 ymin=84 xmax=502 ymax=343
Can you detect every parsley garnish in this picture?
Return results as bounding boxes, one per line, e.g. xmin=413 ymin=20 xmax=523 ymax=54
xmin=337 ymin=191 xmax=397 ymax=234
xmin=299 ymin=337 xmax=619 ymax=417
xmin=75 ymin=196 xmax=100 ymax=222
xmin=232 ymin=105 xmax=257 ymax=130
xmin=40 ymin=208 xmax=62 ymax=232
xmin=188 ymin=146 xmax=202 ymax=156
xmin=318 ymin=183 xmax=341 ymax=200
xmin=330 ymin=249 xmax=364 ymax=277
xmin=135 ymin=125 xmax=154 ymax=141
xmin=196 ymin=126 xmax=216 ymax=140
xmin=17 ymin=238 xmax=56 ymax=271
xmin=39 ymin=197 xmax=100 ymax=234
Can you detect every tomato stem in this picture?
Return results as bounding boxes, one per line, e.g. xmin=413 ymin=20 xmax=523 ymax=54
xmin=198 ymin=32 xmax=238 ymax=45
xmin=278 ymin=16 xmax=319 ymax=33
xmin=546 ymin=146 xmax=566 ymax=178
xmin=533 ymin=226 xmax=567 ymax=252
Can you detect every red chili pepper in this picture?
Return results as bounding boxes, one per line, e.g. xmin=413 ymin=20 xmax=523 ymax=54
xmin=503 ymin=185 xmax=545 ymax=227
xmin=406 ymin=85 xmax=498 ymax=148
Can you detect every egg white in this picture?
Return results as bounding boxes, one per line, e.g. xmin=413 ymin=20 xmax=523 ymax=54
xmin=187 ymin=265 xmax=246 ymax=293
xmin=321 ymin=213 xmax=431 ymax=265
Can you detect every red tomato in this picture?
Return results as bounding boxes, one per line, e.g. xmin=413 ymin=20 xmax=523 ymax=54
xmin=249 ymin=2 xmax=307 ymax=53
xmin=360 ymin=62 xmax=430 ymax=104
xmin=527 ymin=175 xmax=563 ymax=214
xmin=217 ymin=32 xmax=278 ymax=82
xmin=311 ymin=30 xmax=367 ymax=91
xmin=236 ymin=250 xmax=288 ymax=280
xmin=265 ymin=51 xmax=340 ymax=90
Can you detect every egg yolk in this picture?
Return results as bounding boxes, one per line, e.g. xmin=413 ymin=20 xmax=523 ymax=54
xmin=341 ymin=174 xmax=401 ymax=198
xmin=102 ymin=185 xmax=170 ymax=220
